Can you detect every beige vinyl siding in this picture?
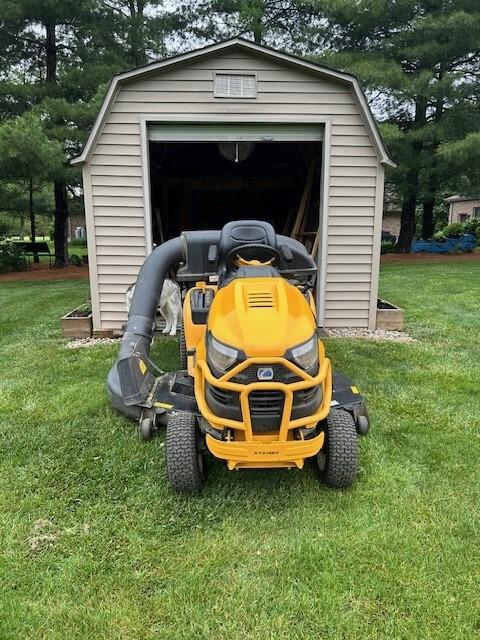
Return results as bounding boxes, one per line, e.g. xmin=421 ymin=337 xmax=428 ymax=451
xmin=88 ymin=48 xmax=381 ymax=329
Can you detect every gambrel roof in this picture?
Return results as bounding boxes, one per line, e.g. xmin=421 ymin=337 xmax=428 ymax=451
xmin=72 ymin=38 xmax=394 ymax=167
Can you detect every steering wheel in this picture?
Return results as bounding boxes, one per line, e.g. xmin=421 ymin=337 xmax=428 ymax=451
xmin=226 ymin=243 xmax=280 ymax=267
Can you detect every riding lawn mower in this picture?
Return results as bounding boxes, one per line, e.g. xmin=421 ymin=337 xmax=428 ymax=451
xmin=107 ymin=220 xmax=369 ymax=492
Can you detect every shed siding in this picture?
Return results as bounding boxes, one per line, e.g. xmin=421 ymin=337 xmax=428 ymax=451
xmin=88 ymin=49 xmax=380 ymax=329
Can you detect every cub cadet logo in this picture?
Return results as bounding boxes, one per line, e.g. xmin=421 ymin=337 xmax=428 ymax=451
xmin=253 ymin=450 xmax=279 ymax=455
xmin=257 ymin=367 xmax=274 ymax=381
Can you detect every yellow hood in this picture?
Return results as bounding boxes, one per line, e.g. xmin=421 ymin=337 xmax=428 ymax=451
xmin=207 ymin=278 xmax=316 ymax=357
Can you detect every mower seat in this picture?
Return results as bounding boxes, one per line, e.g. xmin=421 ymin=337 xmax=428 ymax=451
xmin=218 ymin=220 xmax=278 ymax=286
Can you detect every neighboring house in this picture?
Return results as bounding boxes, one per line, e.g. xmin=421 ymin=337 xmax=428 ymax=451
xmin=71 ymin=38 xmax=394 ymax=334
xmin=445 ymin=195 xmax=480 ymax=224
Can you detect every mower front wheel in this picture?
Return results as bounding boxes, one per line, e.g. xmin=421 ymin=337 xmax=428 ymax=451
xmin=317 ymin=409 xmax=358 ymax=489
xmin=166 ymin=411 xmax=205 ymax=493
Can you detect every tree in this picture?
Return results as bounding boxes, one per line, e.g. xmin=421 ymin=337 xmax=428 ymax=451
xmin=305 ymin=0 xmax=480 ymax=248
xmin=0 ymin=113 xmax=63 ymax=259
xmin=186 ymin=0 xmax=313 ymax=48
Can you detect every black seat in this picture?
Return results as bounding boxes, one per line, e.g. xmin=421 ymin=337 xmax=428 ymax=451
xmin=218 ymin=220 xmax=278 ymax=286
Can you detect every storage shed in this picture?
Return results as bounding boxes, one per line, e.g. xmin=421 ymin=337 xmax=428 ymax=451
xmin=72 ymin=38 xmax=394 ymax=335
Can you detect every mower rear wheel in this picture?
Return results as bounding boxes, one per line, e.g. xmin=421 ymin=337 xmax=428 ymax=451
xmin=179 ymin=323 xmax=187 ymax=370
xmin=317 ymin=409 xmax=358 ymax=489
xmin=166 ymin=411 xmax=205 ymax=493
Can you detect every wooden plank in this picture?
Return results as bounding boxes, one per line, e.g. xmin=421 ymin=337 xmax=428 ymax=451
xmin=330 ymin=165 xmax=377 ymax=177
xmin=291 ymin=158 xmax=320 ymax=237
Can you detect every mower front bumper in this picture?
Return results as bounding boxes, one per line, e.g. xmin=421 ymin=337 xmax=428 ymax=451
xmin=194 ymin=349 xmax=332 ymax=469
xmin=205 ymin=431 xmax=325 ymax=470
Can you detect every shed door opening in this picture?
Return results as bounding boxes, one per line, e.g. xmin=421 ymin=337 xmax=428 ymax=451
xmin=147 ymin=123 xmax=324 ymax=254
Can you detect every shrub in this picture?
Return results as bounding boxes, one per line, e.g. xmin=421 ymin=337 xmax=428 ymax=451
xmin=381 ymin=240 xmax=395 ymax=254
xmin=436 ymin=218 xmax=480 ymax=243
xmin=0 ymin=219 xmax=11 ymax=240
xmin=0 ymin=240 xmax=28 ymax=273
xmin=69 ymin=253 xmax=83 ymax=266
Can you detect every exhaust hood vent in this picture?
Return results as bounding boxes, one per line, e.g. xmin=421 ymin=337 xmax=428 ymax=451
xmin=247 ymin=291 xmax=274 ymax=308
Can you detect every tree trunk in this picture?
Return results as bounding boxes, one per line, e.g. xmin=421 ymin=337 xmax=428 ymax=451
xmin=45 ymin=19 xmax=69 ymax=267
xmin=29 ymin=176 xmax=39 ymax=262
xmin=422 ymin=198 xmax=435 ymax=239
xmin=396 ymin=97 xmax=427 ymax=251
xmin=53 ymin=181 xmax=69 ymax=267
xmin=396 ymin=191 xmax=417 ymax=252
xmin=19 ymin=214 xmax=25 ymax=241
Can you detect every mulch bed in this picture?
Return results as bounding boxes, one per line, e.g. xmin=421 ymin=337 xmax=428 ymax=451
xmin=382 ymin=251 xmax=480 ymax=264
xmin=0 ymin=262 xmax=88 ymax=283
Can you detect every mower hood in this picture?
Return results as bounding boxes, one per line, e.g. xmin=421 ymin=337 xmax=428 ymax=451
xmin=207 ymin=277 xmax=316 ymax=357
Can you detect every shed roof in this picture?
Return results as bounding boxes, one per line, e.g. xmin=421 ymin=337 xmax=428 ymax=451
xmin=71 ymin=38 xmax=395 ymax=167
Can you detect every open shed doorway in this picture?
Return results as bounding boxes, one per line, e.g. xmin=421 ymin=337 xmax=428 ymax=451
xmin=147 ymin=124 xmax=324 ymax=255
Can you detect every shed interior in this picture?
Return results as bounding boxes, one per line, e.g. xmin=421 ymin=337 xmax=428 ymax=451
xmin=148 ymin=141 xmax=323 ymax=251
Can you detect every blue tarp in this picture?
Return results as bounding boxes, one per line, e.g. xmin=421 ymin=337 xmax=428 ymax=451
xmin=411 ymin=234 xmax=477 ymax=254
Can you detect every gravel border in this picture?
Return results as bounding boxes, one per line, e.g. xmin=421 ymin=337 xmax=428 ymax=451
xmin=66 ymin=337 xmax=121 ymax=349
xmin=325 ymin=328 xmax=416 ymax=343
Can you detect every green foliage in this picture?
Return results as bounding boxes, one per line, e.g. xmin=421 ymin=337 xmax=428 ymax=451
xmin=0 ymin=113 xmax=63 ymax=183
xmin=380 ymin=240 xmax=395 ymax=254
xmin=0 ymin=239 xmax=28 ymax=273
xmin=436 ymin=218 xmax=480 ymax=241
xmin=70 ymin=237 xmax=88 ymax=247
xmin=69 ymin=253 xmax=83 ymax=266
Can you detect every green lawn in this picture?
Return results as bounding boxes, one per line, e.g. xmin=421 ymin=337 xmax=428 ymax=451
xmin=1 ymin=260 xmax=479 ymax=639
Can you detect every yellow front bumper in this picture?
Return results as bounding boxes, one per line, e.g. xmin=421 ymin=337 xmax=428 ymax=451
xmin=194 ymin=344 xmax=332 ymax=469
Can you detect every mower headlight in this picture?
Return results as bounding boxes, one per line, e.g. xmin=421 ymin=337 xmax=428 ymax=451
xmin=289 ymin=335 xmax=319 ymax=372
xmin=207 ymin=334 xmax=240 ymax=373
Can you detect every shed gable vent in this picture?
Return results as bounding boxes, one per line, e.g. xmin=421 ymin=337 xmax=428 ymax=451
xmin=214 ymin=73 xmax=257 ymax=98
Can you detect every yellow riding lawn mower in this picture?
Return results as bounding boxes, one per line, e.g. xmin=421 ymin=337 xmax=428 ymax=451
xmin=108 ymin=221 xmax=369 ymax=492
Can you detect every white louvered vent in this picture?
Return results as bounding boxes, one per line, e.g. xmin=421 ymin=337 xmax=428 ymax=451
xmin=214 ymin=73 xmax=257 ymax=98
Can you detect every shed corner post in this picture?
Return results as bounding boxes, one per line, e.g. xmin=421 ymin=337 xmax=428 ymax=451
xmin=316 ymin=119 xmax=331 ymax=329
xmin=369 ymin=163 xmax=385 ymax=330
xmin=82 ymin=163 xmax=102 ymax=331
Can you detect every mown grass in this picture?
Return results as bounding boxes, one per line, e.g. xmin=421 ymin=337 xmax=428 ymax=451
xmin=1 ymin=260 xmax=479 ymax=639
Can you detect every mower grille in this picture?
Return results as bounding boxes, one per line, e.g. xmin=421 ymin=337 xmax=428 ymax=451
xmin=233 ymin=364 xmax=301 ymax=384
xmin=249 ymin=390 xmax=285 ymax=431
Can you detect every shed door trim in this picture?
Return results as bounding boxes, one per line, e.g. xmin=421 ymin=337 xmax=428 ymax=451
xmin=147 ymin=123 xmax=324 ymax=142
